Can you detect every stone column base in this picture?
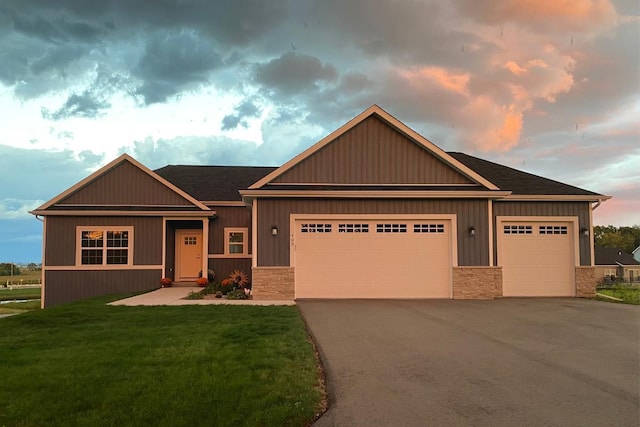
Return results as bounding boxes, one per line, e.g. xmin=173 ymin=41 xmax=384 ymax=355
xmin=251 ymin=267 xmax=295 ymax=300
xmin=452 ymin=266 xmax=503 ymax=299
xmin=575 ymin=266 xmax=597 ymax=298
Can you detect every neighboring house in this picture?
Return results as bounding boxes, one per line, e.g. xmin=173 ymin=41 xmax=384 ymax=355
xmin=633 ymin=246 xmax=640 ymax=263
xmin=31 ymin=105 xmax=611 ymax=307
xmin=594 ymin=247 xmax=640 ymax=283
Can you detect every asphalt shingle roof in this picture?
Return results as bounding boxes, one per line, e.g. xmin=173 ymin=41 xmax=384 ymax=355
xmin=154 ymin=165 xmax=276 ymax=201
xmin=594 ymin=247 xmax=640 ymax=266
xmin=448 ymin=152 xmax=601 ymax=196
xmin=154 ymin=153 xmax=602 ymax=201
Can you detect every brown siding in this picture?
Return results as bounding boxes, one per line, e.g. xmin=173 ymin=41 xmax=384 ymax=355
xmin=257 ymin=198 xmax=489 ymax=267
xmin=273 ymin=116 xmax=473 ymax=185
xmin=44 ymin=269 xmax=161 ymax=308
xmin=492 ymin=201 xmax=592 ymax=266
xmin=45 ymin=216 xmax=163 ymax=266
xmin=208 ymin=206 xmax=252 ymax=255
xmin=58 ymin=161 xmax=193 ymax=206
xmin=207 ymin=258 xmax=252 ymax=283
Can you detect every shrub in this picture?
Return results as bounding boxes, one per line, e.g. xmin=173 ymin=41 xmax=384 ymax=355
xmin=196 ymin=277 xmax=208 ymax=287
xmin=185 ymin=291 xmax=204 ymax=300
xmin=226 ymin=289 xmax=247 ymax=300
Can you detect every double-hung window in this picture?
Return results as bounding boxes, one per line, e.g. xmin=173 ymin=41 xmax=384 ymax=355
xmin=77 ymin=226 xmax=133 ymax=266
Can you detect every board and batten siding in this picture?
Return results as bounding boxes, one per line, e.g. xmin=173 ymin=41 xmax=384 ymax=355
xmin=44 ymin=269 xmax=160 ymax=307
xmin=207 ymin=259 xmax=252 ymax=283
xmin=257 ymin=198 xmax=489 ymax=267
xmin=273 ymin=116 xmax=474 ymax=185
xmin=45 ymin=216 xmax=163 ymax=266
xmin=207 ymin=206 xmax=252 ymax=255
xmin=57 ymin=161 xmax=192 ymax=206
xmin=492 ymin=201 xmax=592 ymax=266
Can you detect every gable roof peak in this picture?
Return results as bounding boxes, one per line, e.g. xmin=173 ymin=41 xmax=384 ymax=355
xmin=249 ymin=105 xmax=500 ymax=190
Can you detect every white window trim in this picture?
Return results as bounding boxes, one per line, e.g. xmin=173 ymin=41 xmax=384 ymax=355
xmin=75 ymin=226 xmax=134 ymax=267
xmin=223 ymin=227 xmax=249 ymax=258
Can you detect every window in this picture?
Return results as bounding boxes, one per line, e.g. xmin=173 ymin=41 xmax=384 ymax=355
xmin=338 ymin=223 xmax=369 ymax=233
xmin=224 ymin=228 xmax=248 ymax=256
xmin=376 ymin=223 xmax=407 ymax=233
xmin=301 ymin=223 xmax=332 ymax=233
xmin=184 ymin=236 xmax=197 ymax=245
xmin=504 ymin=225 xmax=532 ymax=235
xmin=77 ymin=227 xmax=132 ymax=266
xmin=539 ymin=225 xmax=567 ymax=235
xmin=414 ymin=224 xmax=445 ymax=233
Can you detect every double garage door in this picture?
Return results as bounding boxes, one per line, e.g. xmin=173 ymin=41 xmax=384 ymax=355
xmin=293 ymin=217 xmax=453 ymax=299
xmin=498 ymin=220 xmax=576 ymax=297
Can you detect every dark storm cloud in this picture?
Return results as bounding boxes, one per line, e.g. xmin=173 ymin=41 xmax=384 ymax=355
xmin=254 ymin=52 xmax=338 ymax=96
xmin=221 ymin=98 xmax=262 ymax=130
xmin=133 ymin=29 xmax=224 ymax=104
xmin=42 ymin=92 xmax=110 ymax=120
xmin=11 ymin=9 xmax=105 ymax=44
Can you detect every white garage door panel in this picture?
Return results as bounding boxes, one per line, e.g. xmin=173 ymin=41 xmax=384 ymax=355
xmin=294 ymin=220 xmax=452 ymax=299
xmin=500 ymin=221 xmax=574 ymax=297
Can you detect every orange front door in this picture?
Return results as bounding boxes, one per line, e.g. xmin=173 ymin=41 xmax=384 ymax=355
xmin=176 ymin=230 xmax=202 ymax=281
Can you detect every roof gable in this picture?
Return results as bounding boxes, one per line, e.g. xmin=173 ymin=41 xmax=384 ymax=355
xmin=34 ymin=154 xmax=210 ymax=211
xmin=251 ymin=105 xmax=499 ymax=190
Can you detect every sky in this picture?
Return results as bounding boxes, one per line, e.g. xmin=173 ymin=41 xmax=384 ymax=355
xmin=0 ymin=0 xmax=638 ymax=263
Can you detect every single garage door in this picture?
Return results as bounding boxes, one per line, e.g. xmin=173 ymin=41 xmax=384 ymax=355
xmin=499 ymin=221 xmax=575 ymax=297
xmin=293 ymin=218 xmax=452 ymax=298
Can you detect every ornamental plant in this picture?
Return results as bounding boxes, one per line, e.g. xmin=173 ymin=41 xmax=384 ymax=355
xmin=196 ymin=277 xmax=208 ymax=287
xmin=160 ymin=277 xmax=173 ymax=288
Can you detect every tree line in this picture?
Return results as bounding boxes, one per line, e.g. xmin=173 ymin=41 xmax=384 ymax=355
xmin=594 ymin=225 xmax=640 ymax=254
xmin=0 ymin=263 xmax=41 ymax=276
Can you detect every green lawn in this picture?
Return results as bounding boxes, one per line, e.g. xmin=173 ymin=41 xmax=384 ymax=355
xmin=597 ymin=287 xmax=640 ymax=305
xmin=0 ymin=295 xmax=324 ymax=426
xmin=0 ymin=287 xmax=41 ymax=301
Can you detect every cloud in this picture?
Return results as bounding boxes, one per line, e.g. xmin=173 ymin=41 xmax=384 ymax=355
xmin=254 ymin=52 xmax=338 ymax=96
xmin=221 ymin=98 xmax=263 ymax=131
xmin=0 ymin=198 xmax=45 ymax=219
xmin=133 ymin=29 xmax=224 ymax=104
xmin=42 ymin=91 xmax=110 ymax=120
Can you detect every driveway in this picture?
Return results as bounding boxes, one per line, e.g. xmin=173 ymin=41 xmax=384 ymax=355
xmin=298 ymin=299 xmax=639 ymax=427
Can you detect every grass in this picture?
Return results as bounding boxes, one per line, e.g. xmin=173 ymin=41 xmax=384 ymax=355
xmin=596 ymin=287 xmax=640 ymax=305
xmin=0 ymin=295 xmax=324 ymax=426
xmin=0 ymin=287 xmax=42 ymax=315
xmin=0 ymin=287 xmax=41 ymax=301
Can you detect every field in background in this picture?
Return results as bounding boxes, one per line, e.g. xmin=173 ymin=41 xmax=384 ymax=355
xmin=0 ymin=271 xmax=41 ymax=285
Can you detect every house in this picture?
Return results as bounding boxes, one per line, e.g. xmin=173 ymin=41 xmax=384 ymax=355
xmin=633 ymin=246 xmax=640 ymax=263
xmin=594 ymin=247 xmax=640 ymax=283
xmin=31 ymin=105 xmax=611 ymax=307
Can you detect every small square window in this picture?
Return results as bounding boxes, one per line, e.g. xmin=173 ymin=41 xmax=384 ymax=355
xmin=225 ymin=228 xmax=248 ymax=256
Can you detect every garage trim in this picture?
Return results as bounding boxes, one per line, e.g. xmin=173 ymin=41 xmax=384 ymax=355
xmin=290 ymin=213 xmax=457 ymax=298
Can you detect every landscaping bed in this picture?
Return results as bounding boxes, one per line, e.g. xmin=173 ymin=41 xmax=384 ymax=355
xmin=0 ymin=294 xmax=325 ymax=426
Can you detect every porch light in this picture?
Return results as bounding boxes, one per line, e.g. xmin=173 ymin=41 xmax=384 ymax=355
xmin=580 ymin=227 xmax=589 ymax=236
xmin=469 ymin=227 xmax=476 ymax=236
xmin=271 ymin=225 xmax=278 ymax=236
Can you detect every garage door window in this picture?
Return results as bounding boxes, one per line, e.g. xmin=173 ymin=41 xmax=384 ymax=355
xmin=414 ymin=224 xmax=445 ymax=233
xmin=338 ymin=224 xmax=369 ymax=233
xmin=376 ymin=223 xmax=407 ymax=233
xmin=539 ymin=225 xmax=568 ymax=235
xmin=504 ymin=225 xmax=532 ymax=234
xmin=301 ymin=223 xmax=332 ymax=233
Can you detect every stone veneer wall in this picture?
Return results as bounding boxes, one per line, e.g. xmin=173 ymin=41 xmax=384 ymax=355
xmin=452 ymin=266 xmax=503 ymax=299
xmin=575 ymin=266 xmax=597 ymax=298
xmin=251 ymin=267 xmax=295 ymax=300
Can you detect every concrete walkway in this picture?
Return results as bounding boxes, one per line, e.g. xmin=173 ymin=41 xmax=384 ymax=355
xmin=109 ymin=287 xmax=295 ymax=306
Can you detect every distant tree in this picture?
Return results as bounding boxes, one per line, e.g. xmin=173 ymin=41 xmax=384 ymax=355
xmin=0 ymin=263 xmax=22 ymax=276
xmin=594 ymin=225 xmax=640 ymax=254
xmin=27 ymin=263 xmax=39 ymax=271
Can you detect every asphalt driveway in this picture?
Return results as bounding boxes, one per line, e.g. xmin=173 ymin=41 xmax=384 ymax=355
xmin=298 ymin=299 xmax=639 ymax=427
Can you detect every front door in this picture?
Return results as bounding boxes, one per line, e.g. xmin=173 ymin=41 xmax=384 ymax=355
xmin=176 ymin=230 xmax=202 ymax=281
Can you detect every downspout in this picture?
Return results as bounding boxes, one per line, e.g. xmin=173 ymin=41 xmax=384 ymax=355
xmin=589 ymin=200 xmax=603 ymax=266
